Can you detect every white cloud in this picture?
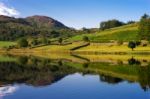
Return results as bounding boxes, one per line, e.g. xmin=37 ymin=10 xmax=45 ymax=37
xmin=0 ymin=2 xmax=20 ymax=17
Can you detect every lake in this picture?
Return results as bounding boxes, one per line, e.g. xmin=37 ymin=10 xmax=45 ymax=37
xmin=0 ymin=54 xmax=150 ymax=99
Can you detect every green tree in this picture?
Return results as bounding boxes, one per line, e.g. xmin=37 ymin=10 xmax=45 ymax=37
xmin=83 ymin=36 xmax=90 ymax=42
xmin=18 ymin=38 xmax=28 ymax=48
xmin=100 ymin=19 xmax=124 ymax=30
xmin=58 ymin=38 xmax=63 ymax=45
xmin=41 ymin=37 xmax=48 ymax=45
xmin=18 ymin=56 xmax=28 ymax=65
xmin=31 ymin=39 xmax=38 ymax=46
xmin=127 ymin=21 xmax=135 ymax=24
xmin=135 ymin=41 xmax=141 ymax=46
xmin=128 ymin=41 xmax=136 ymax=51
xmin=141 ymin=14 xmax=149 ymax=19
xmin=139 ymin=14 xmax=150 ymax=40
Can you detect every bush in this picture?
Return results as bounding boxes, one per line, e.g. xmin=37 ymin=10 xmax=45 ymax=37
xmin=58 ymin=38 xmax=63 ymax=44
xmin=135 ymin=41 xmax=141 ymax=46
xmin=41 ymin=38 xmax=49 ymax=45
xmin=31 ymin=39 xmax=39 ymax=46
xmin=143 ymin=44 xmax=147 ymax=47
xmin=83 ymin=36 xmax=90 ymax=42
xmin=18 ymin=38 xmax=28 ymax=48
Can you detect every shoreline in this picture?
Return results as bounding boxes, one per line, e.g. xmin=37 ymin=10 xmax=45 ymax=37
xmin=1 ymin=48 xmax=150 ymax=55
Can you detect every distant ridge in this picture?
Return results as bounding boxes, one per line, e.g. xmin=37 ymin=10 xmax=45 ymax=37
xmin=26 ymin=15 xmax=68 ymax=29
xmin=0 ymin=15 xmax=70 ymax=40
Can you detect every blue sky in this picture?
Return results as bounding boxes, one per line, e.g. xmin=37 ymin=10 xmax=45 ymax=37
xmin=0 ymin=0 xmax=150 ymax=29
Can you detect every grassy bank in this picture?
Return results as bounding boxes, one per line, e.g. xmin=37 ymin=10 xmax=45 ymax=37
xmin=0 ymin=41 xmax=16 ymax=48
xmin=1 ymin=42 xmax=150 ymax=55
xmin=74 ymin=44 xmax=150 ymax=54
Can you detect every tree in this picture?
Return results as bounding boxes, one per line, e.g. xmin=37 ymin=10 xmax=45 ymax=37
xmin=18 ymin=38 xmax=28 ymax=48
xmin=128 ymin=57 xmax=141 ymax=65
xmin=127 ymin=21 xmax=135 ymax=24
xmin=135 ymin=41 xmax=141 ymax=46
xmin=41 ymin=37 xmax=48 ymax=45
xmin=18 ymin=56 xmax=28 ymax=65
xmin=128 ymin=41 xmax=136 ymax=51
xmin=51 ymin=31 xmax=60 ymax=38
xmin=141 ymin=14 xmax=149 ymax=19
xmin=83 ymin=36 xmax=89 ymax=42
xmin=139 ymin=14 xmax=150 ymax=40
xmin=31 ymin=39 xmax=38 ymax=46
xmin=100 ymin=19 xmax=124 ymax=30
xmin=82 ymin=27 xmax=90 ymax=33
xmin=58 ymin=38 xmax=63 ymax=45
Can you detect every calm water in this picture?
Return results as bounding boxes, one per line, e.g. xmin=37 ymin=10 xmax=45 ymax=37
xmin=0 ymin=54 xmax=150 ymax=99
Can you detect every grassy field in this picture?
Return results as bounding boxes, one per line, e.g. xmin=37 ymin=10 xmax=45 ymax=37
xmin=75 ymin=44 xmax=150 ymax=54
xmin=33 ymin=42 xmax=87 ymax=52
xmin=0 ymin=41 xmax=16 ymax=48
xmin=68 ymin=23 xmax=139 ymax=42
xmin=1 ymin=41 xmax=150 ymax=54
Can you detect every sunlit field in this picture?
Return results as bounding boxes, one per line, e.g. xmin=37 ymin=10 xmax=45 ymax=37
xmin=33 ymin=42 xmax=87 ymax=52
xmin=0 ymin=41 xmax=16 ymax=48
xmin=75 ymin=44 xmax=150 ymax=53
xmin=68 ymin=24 xmax=138 ymax=42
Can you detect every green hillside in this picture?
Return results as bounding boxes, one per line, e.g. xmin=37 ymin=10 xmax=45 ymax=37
xmin=68 ymin=23 xmax=139 ymax=43
xmin=0 ymin=15 xmax=75 ymax=41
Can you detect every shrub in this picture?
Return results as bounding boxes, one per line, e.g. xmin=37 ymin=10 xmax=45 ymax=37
xmin=58 ymin=38 xmax=63 ymax=45
xmin=143 ymin=44 xmax=147 ymax=47
xmin=83 ymin=36 xmax=90 ymax=42
xmin=41 ymin=38 xmax=49 ymax=45
xmin=18 ymin=38 xmax=28 ymax=48
xmin=135 ymin=41 xmax=141 ymax=46
xmin=31 ymin=39 xmax=39 ymax=46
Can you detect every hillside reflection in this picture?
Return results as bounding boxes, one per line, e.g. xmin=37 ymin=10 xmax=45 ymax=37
xmin=0 ymin=54 xmax=150 ymax=91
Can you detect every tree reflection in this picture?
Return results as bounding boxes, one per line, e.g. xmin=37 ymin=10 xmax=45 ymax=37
xmin=100 ymin=74 xmax=123 ymax=84
xmin=128 ymin=57 xmax=141 ymax=65
xmin=138 ymin=65 xmax=150 ymax=91
xmin=83 ymin=63 xmax=89 ymax=68
xmin=0 ymin=56 xmax=77 ymax=87
xmin=18 ymin=56 xmax=28 ymax=65
xmin=0 ymin=55 xmax=150 ymax=92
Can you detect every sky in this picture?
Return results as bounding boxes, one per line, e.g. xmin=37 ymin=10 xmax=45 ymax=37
xmin=0 ymin=0 xmax=150 ymax=29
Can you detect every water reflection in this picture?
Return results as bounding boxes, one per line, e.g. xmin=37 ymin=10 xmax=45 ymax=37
xmin=0 ymin=54 xmax=149 ymax=98
xmin=0 ymin=56 xmax=77 ymax=87
xmin=100 ymin=74 xmax=123 ymax=85
xmin=128 ymin=57 xmax=141 ymax=65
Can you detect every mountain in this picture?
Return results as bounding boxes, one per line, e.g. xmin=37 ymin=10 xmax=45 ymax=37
xmin=0 ymin=15 xmax=68 ymax=29
xmin=0 ymin=15 xmax=72 ymax=41
xmin=0 ymin=15 xmax=30 ymax=25
xmin=26 ymin=15 xmax=67 ymax=29
xmin=0 ymin=15 xmax=15 ymax=21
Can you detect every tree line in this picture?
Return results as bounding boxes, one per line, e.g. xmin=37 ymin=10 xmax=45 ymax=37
xmin=100 ymin=19 xmax=135 ymax=30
